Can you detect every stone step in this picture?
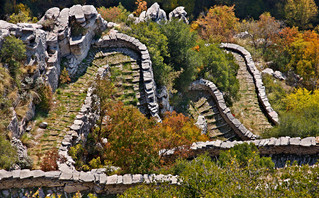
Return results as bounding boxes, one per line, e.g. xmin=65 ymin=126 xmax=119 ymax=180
xmin=195 ymin=98 xmax=207 ymax=108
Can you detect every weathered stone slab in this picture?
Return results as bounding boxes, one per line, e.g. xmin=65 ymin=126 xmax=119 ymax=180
xmin=80 ymin=171 xmax=95 ymax=182
xmin=123 ymin=174 xmax=132 ymax=184
xmin=106 ymin=174 xmax=117 ymax=185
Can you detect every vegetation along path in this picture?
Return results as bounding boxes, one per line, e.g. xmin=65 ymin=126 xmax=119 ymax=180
xmin=28 ymin=48 xmax=144 ymax=168
xmin=188 ymin=90 xmax=238 ymax=141
xmin=230 ymin=52 xmax=272 ymax=135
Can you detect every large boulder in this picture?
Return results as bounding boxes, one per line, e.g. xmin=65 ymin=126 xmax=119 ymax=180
xmin=169 ymin=6 xmax=189 ymax=24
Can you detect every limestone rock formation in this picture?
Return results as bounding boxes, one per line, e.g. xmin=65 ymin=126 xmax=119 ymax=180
xmin=129 ymin=3 xmax=188 ymax=24
xmin=169 ymin=6 xmax=189 ymax=24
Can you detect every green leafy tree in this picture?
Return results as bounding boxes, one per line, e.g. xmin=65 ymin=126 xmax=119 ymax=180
xmin=284 ymin=0 xmax=318 ymax=29
xmin=124 ymin=22 xmax=173 ymax=88
xmin=160 ymin=19 xmax=199 ymax=92
xmin=196 ymin=41 xmax=239 ymax=104
xmin=0 ymin=36 xmax=26 ymax=78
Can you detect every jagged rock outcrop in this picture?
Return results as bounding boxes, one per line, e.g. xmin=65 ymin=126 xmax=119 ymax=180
xmin=38 ymin=5 xmax=109 ymax=84
xmin=169 ymin=6 xmax=189 ymax=24
xmin=11 ymin=137 xmax=32 ymax=169
xmin=129 ymin=3 xmax=188 ymax=24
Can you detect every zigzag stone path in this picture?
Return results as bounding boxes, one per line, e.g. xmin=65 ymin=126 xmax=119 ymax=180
xmin=230 ymin=52 xmax=273 ymax=135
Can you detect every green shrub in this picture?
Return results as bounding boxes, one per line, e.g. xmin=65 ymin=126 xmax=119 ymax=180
xmin=0 ymin=135 xmax=18 ymax=170
xmin=264 ymin=105 xmax=319 ymax=138
xmin=36 ymin=84 xmax=53 ymax=113
xmin=262 ymin=74 xmax=287 ymax=113
xmin=196 ymin=41 xmax=240 ymax=104
xmin=0 ymin=36 xmax=26 ymax=78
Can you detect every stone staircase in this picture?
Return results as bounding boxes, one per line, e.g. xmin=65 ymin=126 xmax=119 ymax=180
xmin=29 ymin=61 xmax=100 ymax=168
xmin=188 ymin=90 xmax=238 ymax=140
xmin=230 ymin=52 xmax=272 ymax=135
xmin=29 ymin=48 xmax=148 ymax=168
xmin=93 ymin=48 xmax=149 ymax=115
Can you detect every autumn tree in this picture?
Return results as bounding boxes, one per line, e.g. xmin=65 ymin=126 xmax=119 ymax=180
xmin=133 ymin=0 xmax=147 ymax=16
xmin=284 ymin=0 xmax=318 ymax=29
xmin=97 ymin=3 xmax=129 ymax=23
xmin=9 ymin=3 xmax=37 ymax=24
xmin=246 ymin=12 xmax=281 ymax=53
xmin=192 ymin=5 xmax=239 ymax=42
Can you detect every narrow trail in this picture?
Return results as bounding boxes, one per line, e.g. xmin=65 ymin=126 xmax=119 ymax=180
xmin=230 ymin=52 xmax=272 ymax=135
xmin=28 ymin=48 xmax=145 ymax=168
xmin=188 ymin=90 xmax=239 ymax=140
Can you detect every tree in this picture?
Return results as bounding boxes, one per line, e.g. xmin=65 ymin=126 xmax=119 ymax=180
xmin=0 ymin=36 xmax=26 ymax=78
xmin=192 ymin=5 xmax=239 ymax=42
xmin=160 ymin=19 xmax=199 ymax=92
xmin=133 ymin=0 xmax=147 ymax=16
xmin=124 ymin=22 xmax=173 ymax=88
xmin=97 ymin=3 xmax=129 ymax=23
xmin=196 ymin=41 xmax=240 ymax=104
xmin=247 ymin=12 xmax=281 ymax=53
xmin=284 ymin=0 xmax=318 ymax=29
xmin=9 ymin=3 xmax=37 ymax=24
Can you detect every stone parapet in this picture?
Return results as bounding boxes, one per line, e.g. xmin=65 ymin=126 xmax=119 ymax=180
xmin=220 ymin=43 xmax=279 ymax=125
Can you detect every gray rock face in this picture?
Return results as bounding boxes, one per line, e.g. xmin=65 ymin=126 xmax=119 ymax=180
xmin=11 ymin=137 xmax=32 ymax=169
xmin=195 ymin=115 xmax=207 ymax=134
xmin=274 ymin=70 xmax=286 ymax=80
xmin=262 ymin=68 xmax=274 ymax=76
xmin=169 ymin=6 xmax=189 ymax=24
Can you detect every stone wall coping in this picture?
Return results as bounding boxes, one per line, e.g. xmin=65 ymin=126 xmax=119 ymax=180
xmin=93 ymin=30 xmax=160 ymax=120
xmin=220 ymin=43 xmax=279 ymax=125
xmin=162 ymin=136 xmax=319 ymax=157
xmin=189 ymin=79 xmax=258 ymax=140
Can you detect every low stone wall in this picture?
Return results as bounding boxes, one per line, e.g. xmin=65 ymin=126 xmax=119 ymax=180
xmin=57 ymin=66 xmax=109 ymax=171
xmin=93 ymin=30 xmax=160 ymax=119
xmin=220 ymin=43 xmax=279 ymax=125
xmin=164 ymin=136 xmax=319 ymax=159
xmin=0 ymin=169 xmax=178 ymax=194
xmin=189 ymin=79 xmax=258 ymax=140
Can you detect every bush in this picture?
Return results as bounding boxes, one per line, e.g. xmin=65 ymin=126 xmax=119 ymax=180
xmin=70 ymin=79 xmax=208 ymax=173
xmin=196 ymin=41 xmax=240 ymax=104
xmin=160 ymin=19 xmax=199 ymax=92
xmin=0 ymin=36 xmax=26 ymax=78
xmin=122 ymin=143 xmax=277 ymax=197
xmin=36 ymin=84 xmax=53 ymax=113
xmin=263 ymin=88 xmax=319 ymax=138
xmin=97 ymin=3 xmax=129 ymax=23
xmin=124 ymin=21 xmax=173 ymax=88
xmin=262 ymin=74 xmax=287 ymax=113
xmin=0 ymin=135 xmax=18 ymax=170
xmin=59 ymin=67 xmax=71 ymax=84
xmin=40 ymin=148 xmax=66 ymax=171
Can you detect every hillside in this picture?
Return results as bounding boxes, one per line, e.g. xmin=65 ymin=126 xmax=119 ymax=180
xmin=0 ymin=1 xmax=319 ymax=197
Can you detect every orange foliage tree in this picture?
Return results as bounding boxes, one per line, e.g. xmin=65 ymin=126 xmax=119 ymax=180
xmin=102 ymin=102 xmax=208 ymax=173
xmin=97 ymin=4 xmax=128 ymax=23
xmin=192 ymin=5 xmax=239 ymax=42
xmin=134 ymin=0 xmax=147 ymax=16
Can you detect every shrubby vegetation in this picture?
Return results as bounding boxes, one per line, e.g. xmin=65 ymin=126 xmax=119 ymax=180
xmin=122 ymin=143 xmax=319 ymax=197
xmin=69 ymin=78 xmax=208 ymax=173
xmin=264 ymin=88 xmax=319 ymax=138
xmin=0 ymin=135 xmax=18 ymax=170
xmin=97 ymin=3 xmax=129 ymax=23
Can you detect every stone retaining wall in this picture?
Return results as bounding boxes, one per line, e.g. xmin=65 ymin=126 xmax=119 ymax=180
xmin=220 ymin=43 xmax=279 ymax=125
xmin=163 ymin=136 xmax=319 ymax=159
xmin=57 ymin=66 xmax=109 ymax=171
xmin=189 ymin=79 xmax=258 ymax=140
xmin=93 ymin=30 xmax=160 ymax=119
xmin=0 ymin=169 xmax=178 ymax=194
